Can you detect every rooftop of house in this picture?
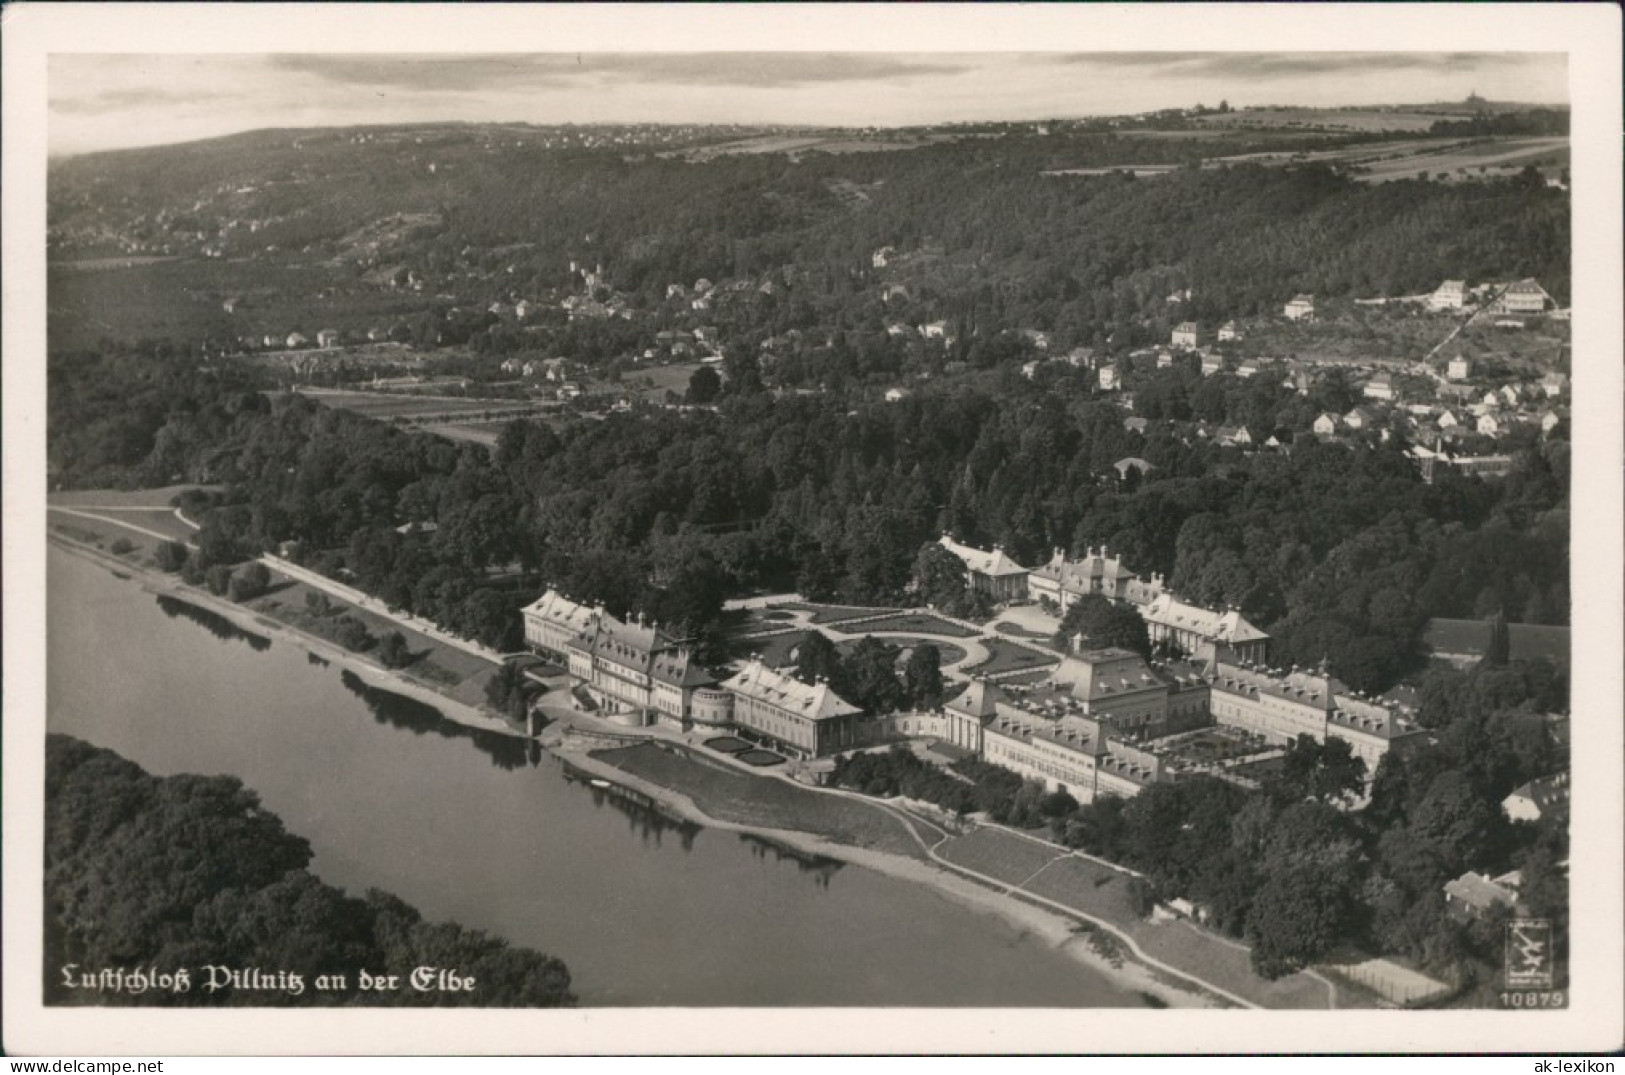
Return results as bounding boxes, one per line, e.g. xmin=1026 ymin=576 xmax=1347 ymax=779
xmin=1506 ymin=771 xmax=1571 ymax=810
xmin=721 ymin=660 xmax=862 ymax=721
xmin=938 ymin=534 xmax=1029 ymax=577
xmin=1051 ymin=649 xmax=1169 ymax=703
xmin=1444 ymin=871 xmax=1518 ymax=911
xmin=1143 ymin=594 xmax=1270 ymax=644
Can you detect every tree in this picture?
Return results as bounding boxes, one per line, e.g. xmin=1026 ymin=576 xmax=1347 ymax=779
xmin=790 ymin=631 xmax=844 ymax=690
xmin=377 ymin=631 xmax=412 ymax=669
xmin=686 ymin=366 xmax=722 ymax=404
xmin=843 ymin=636 xmax=904 ymax=715
xmin=1054 ymin=593 xmax=1152 ymax=657
xmin=1484 ymin=608 xmax=1510 ymax=667
xmin=484 ymin=661 xmax=530 ymax=722
xmin=204 ymin=563 xmax=234 ymax=596
xmin=155 ymin=540 xmax=189 ymax=573
xmin=903 ymin=643 xmax=944 ymax=710
xmin=1246 ymin=802 xmax=1367 ymax=978
xmin=912 ymin=542 xmax=972 ymax=611
xmin=228 ymin=561 xmax=271 ymax=603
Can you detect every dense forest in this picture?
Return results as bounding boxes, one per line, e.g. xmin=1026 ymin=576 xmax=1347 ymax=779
xmin=50 ymin=121 xmax=1569 ymax=356
xmin=45 ymin=734 xmax=575 ymax=1006
xmin=49 ymin=342 xmax=1567 ymax=691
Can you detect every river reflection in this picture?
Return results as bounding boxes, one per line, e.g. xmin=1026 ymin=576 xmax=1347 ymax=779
xmin=337 ymin=669 xmax=534 ymax=771
xmin=154 ymin=594 xmax=272 ymax=651
xmin=562 ymin=763 xmax=702 ymax=851
xmin=738 ymin=833 xmax=845 ymax=888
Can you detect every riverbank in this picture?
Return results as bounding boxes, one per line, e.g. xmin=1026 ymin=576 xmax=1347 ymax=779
xmin=554 ymin=738 xmax=1213 ymax=1009
xmin=45 ymin=529 xmax=1304 ymax=1009
xmin=47 ymin=532 xmax=526 ymax=742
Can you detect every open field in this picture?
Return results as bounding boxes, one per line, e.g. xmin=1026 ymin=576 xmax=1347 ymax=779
xmin=47 ymin=484 xmax=215 ymax=509
xmin=624 ymin=362 xmax=702 ymax=402
xmin=938 ymin=827 xmax=1065 ymax=882
xmin=301 ymin=388 xmax=543 ymax=420
xmin=1354 ymin=137 xmax=1567 ymax=182
xmin=592 ymin=742 xmax=926 ymax=859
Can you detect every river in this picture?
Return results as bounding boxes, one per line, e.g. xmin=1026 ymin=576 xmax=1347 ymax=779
xmin=46 ymin=546 xmax=1138 ymax=1007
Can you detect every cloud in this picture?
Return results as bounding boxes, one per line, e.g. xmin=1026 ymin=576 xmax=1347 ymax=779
xmin=1049 ymin=51 xmax=1556 ymax=81
xmin=51 ymin=85 xmax=243 ymax=116
xmin=269 ymin=53 xmax=975 ymax=93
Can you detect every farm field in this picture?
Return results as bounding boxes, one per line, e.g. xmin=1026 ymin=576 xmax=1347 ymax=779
xmin=300 ymin=389 xmax=546 ymax=420
xmin=1353 ymin=137 xmax=1567 ymax=182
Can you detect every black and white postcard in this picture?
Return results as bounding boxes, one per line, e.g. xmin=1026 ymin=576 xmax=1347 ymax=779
xmin=4 ymin=2 xmax=1621 ymax=1057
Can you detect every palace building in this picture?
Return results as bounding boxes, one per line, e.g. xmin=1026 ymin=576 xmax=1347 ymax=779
xmin=721 ymin=659 xmax=862 ymax=758
xmin=937 ymin=534 xmax=1030 ymax=602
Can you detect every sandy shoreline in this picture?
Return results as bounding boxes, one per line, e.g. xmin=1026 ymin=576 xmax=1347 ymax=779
xmin=49 ymin=532 xmax=1222 ymax=1009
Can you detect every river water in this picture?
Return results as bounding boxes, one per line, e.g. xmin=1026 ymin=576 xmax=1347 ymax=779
xmin=47 ymin=547 xmax=1136 ymax=1007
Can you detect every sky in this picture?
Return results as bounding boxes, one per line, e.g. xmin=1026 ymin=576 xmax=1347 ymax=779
xmin=48 ymin=52 xmax=1569 ymax=157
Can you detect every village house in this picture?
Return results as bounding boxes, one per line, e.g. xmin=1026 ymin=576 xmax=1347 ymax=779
xmin=285 ymin=332 xmax=309 ymax=349
xmin=1541 ymin=371 xmax=1568 ymax=398
xmin=1156 ymin=350 xmax=1174 ymax=369
xmin=1062 ymin=347 xmax=1096 ymax=369
xmin=1444 ymin=871 xmax=1522 ymax=922
xmin=1503 ymin=772 xmax=1570 ymax=822
xmin=1284 ymin=295 xmax=1315 ymax=321
xmin=1201 ymin=353 xmax=1225 ymax=377
xmin=1344 ymin=407 xmax=1371 ymax=430
xmin=1098 ymin=364 xmax=1120 ymax=391
xmin=1123 ymin=416 xmax=1149 ymax=435
xmin=1540 ymin=410 xmax=1562 ymax=434
xmin=937 ymin=534 xmax=1030 ymax=603
xmin=1447 ymin=356 xmax=1473 ymax=381
xmin=1477 ymin=413 xmax=1502 ymax=436
xmin=1430 ymin=280 xmax=1468 ymax=311
xmin=884 ymin=387 xmax=910 ymax=403
xmin=1313 ymin=413 xmax=1339 ymax=436
xmin=1114 ymin=457 xmax=1154 ymax=481
xmin=1500 ymin=384 xmax=1522 ymax=406
xmin=1021 ymin=360 xmax=1043 ymax=380
xmin=316 ymin=329 xmax=340 ymax=349
xmin=871 ymin=246 xmax=895 ymax=268
xmin=1020 ymin=329 xmax=1051 ymax=351
xmin=1437 ymin=409 xmax=1460 ymax=430
xmin=1217 ymin=321 xmax=1239 ymax=342
xmin=1492 ymin=278 xmax=1551 ymax=316
xmin=1236 ymin=360 xmax=1260 ymax=380
xmin=1215 ymin=426 xmax=1253 ymax=448
xmin=1363 ymin=373 xmax=1395 ymax=402
xmin=918 ymin=321 xmax=952 ymax=342
xmin=1171 ymin=322 xmax=1201 ymax=349
xmin=722 ymin=659 xmax=862 ymax=759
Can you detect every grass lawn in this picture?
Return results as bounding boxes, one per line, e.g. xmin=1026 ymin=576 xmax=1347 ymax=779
xmin=48 ymin=484 xmax=218 ymax=509
xmin=781 ymin=602 xmax=904 ymax=625
xmin=249 ymin=577 xmax=499 ymax=710
xmin=705 ymin=736 xmax=753 ymax=754
xmin=733 ymin=629 xmax=810 ymax=668
xmin=739 ymin=750 xmax=785 ymax=767
xmin=963 ymin=637 xmax=1059 ymax=676
xmin=993 ymin=621 xmax=1052 ymax=640
xmin=1023 ymin=856 xmax=1332 ymax=1009
xmin=838 ymin=613 xmax=980 ymax=638
xmin=592 ymin=742 xmax=925 ymax=860
xmin=49 ymin=513 xmax=166 ymax=559
xmin=937 ymin=828 xmax=1065 ymax=884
